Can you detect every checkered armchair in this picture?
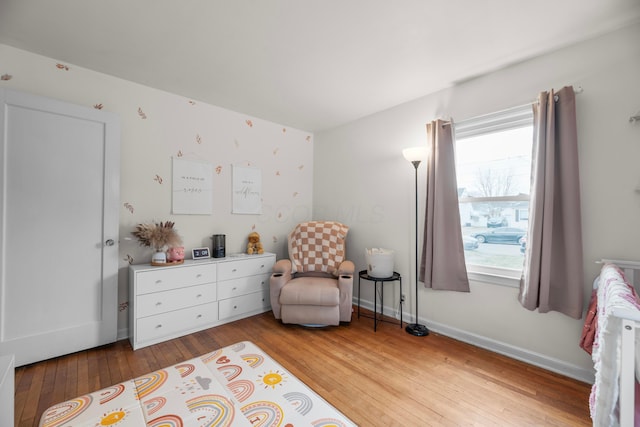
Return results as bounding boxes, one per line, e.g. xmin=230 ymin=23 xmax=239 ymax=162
xmin=270 ymin=221 xmax=354 ymax=326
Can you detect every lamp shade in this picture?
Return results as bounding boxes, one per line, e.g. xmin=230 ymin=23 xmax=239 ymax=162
xmin=402 ymin=146 xmax=428 ymax=162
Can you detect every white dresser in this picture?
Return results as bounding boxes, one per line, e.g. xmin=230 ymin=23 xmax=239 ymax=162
xmin=129 ymin=253 xmax=275 ymax=350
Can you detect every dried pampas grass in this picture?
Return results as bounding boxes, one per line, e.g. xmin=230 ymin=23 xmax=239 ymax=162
xmin=132 ymin=221 xmax=183 ymax=251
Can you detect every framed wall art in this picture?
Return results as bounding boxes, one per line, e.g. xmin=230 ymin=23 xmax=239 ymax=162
xmin=232 ymin=165 xmax=262 ymax=214
xmin=172 ymin=157 xmax=213 ymax=215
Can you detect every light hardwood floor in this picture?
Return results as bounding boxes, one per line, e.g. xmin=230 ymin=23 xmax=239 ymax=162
xmin=15 ymin=307 xmax=592 ymax=426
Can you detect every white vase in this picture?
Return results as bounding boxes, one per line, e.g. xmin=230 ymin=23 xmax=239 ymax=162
xmin=151 ymin=251 xmax=166 ymax=264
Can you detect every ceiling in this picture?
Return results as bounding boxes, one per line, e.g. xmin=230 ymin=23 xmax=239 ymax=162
xmin=1 ymin=1 xmax=639 ymax=132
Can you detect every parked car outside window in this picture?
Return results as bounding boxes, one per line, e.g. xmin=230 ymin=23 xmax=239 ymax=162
xmin=487 ymin=217 xmax=508 ymax=228
xmin=470 ymin=227 xmax=526 ymax=245
xmin=463 ymin=235 xmax=479 ymax=250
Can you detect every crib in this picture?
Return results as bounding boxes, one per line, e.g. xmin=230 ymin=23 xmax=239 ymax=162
xmin=588 ymin=260 xmax=640 ymax=426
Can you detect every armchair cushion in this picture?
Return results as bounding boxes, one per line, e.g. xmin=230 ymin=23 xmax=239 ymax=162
xmin=288 ymin=221 xmax=349 ymax=275
xmin=279 ymin=277 xmax=340 ymax=306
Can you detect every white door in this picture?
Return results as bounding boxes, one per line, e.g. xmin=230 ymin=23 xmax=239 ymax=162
xmin=0 ymin=89 xmax=120 ymax=366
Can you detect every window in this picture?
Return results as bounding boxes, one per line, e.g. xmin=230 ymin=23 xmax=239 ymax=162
xmin=454 ymin=105 xmax=533 ymax=283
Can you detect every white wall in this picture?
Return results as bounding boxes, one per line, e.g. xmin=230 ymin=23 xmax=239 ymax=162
xmin=0 ymin=44 xmax=315 ymax=336
xmin=314 ymin=23 xmax=640 ymax=381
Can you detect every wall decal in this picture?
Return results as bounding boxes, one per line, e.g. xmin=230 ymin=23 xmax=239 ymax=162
xmin=154 ymin=174 xmax=163 ymax=184
xmin=55 ymin=63 xmax=69 ymax=71
xmin=137 ymin=107 xmax=147 ymax=119
xmin=1 ymin=74 xmax=13 ymax=81
xmin=215 ymin=165 xmax=222 ymax=175
xmin=232 ymin=165 xmax=262 ymax=215
xmin=172 ymin=157 xmax=213 ymax=215
xmin=124 ymin=254 xmax=134 ymax=264
xmin=94 ymin=103 xmax=103 ymax=109
xmin=245 ymin=119 xmax=253 ymax=127
xmin=196 ymin=134 xmax=202 ymax=144
xmin=124 ymin=202 xmax=134 ymax=213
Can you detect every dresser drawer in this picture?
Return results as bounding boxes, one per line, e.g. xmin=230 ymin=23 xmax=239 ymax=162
xmin=218 ymin=290 xmax=270 ymax=319
xmin=217 ymin=273 xmax=269 ymax=300
xmin=136 ymin=302 xmax=218 ymax=343
xmin=217 ymin=255 xmax=275 ymax=281
xmin=136 ymin=283 xmax=217 ymax=318
xmin=135 ymin=263 xmax=216 ymax=295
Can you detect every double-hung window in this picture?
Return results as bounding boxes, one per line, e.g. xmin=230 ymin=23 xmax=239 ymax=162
xmin=454 ymin=105 xmax=533 ymax=285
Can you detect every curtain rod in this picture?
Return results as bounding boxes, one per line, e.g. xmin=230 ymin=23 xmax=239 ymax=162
xmin=440 ymin=86 xmax=584 ymax=127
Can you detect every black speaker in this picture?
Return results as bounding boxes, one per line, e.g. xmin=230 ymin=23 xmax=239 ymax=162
xmin=212 ymin=234 xmax=225 ymax=258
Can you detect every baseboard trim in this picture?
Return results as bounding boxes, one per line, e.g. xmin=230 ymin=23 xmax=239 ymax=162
xmin=356 ymin=298 xmax=595 ymax=384
xmin=117 ymin=328 xmax=129 ymax=342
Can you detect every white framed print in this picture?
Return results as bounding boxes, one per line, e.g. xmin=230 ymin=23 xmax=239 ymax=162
xmin=172 ymin=157 xmax=213 ymax=215
xmin=232 ymin=165 xmax=262 ymax=214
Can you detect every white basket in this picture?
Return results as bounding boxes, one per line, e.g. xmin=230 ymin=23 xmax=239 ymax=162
xmin=365 ymin=248 xmax=395 ymax=278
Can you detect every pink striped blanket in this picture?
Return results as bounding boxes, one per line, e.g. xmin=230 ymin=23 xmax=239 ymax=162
xmin=590 ymin=263 xmax=640 ymax=426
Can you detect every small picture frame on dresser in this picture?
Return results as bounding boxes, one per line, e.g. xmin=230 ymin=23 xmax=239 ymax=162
xmin=192 ymin=247 xmax=210 ymax=259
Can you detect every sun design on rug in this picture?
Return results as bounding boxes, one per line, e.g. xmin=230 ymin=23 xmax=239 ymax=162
xmin=95 ymin=408 xmax=130 ymax=426
xmin=257 ymin=370 xmax=289 ymax=390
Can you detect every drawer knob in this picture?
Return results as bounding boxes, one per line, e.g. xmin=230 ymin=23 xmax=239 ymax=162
xmin=232 ymin=268 xmax=237 ymax=273
xmin=233 ymin=305 xmax=238 ymax=309
xmin=156 ymin=324 xmax=162 ymax=329
xmin=196 ymin=314 xmax=202 ymax=319
xmin=155 ymin=302 xmax=162 ymax=306
xmin=261 ymin=281 xmax=265 ymax=285
xmin=196 ymin=294 xmax=202 ymax=298
xmin=232 ymin=287 xmax=237 ymax=291
xmin=260 ymin=264 xmax=265 ymax=268
xmin=155 ymin=280 xmax=162 ymax=284
xmin=196 ymin=274 xmax=202 ymax=278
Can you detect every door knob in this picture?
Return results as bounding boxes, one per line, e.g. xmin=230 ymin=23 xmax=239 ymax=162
xmin=105 ymin=239 xmax=115 ymax=246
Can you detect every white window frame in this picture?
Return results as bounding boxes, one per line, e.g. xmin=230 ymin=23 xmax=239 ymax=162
xmin=454 ymin=104 xmax=533 ymax=287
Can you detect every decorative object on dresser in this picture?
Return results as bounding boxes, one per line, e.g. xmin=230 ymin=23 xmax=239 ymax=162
xmin=211 ymin=233 xmax=226 ymax=258
xmin=192 ymin=247 xmax=211 ymax=259
xmin=270 ymin=221 xmax=353 ymax=326
xmin=246 ymin=231 xmax=264 ymax=254
xmin=132 ymin=220 xmax=183 ymax=265
xmin=129 ymin=253 xmax=275 ymax=350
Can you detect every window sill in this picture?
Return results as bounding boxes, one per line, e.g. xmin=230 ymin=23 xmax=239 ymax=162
xmin=466 ymin=265 xmax=521 ymax=288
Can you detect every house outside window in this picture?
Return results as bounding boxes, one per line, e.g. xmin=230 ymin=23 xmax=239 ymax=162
xmin=454 ymin=105 xmax=533 ymax=285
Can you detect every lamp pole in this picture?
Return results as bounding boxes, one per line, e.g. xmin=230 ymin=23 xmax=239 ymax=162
xmin=403 ymin=149 xmax=429 ymax=337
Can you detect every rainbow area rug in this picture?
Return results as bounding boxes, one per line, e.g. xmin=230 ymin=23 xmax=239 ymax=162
xmin=39 ymin=341 xmax=356 ymax=427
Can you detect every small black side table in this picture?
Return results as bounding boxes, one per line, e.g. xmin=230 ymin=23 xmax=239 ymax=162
xmin=357 ymin=270 xmax=402 ymax=331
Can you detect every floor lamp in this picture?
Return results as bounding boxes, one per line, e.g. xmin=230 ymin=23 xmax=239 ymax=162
xmin=402 ymin=147 xmax=429 ymax=337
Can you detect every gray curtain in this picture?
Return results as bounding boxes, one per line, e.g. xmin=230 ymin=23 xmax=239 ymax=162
xmin=519 ymin=86 xmax=584 ymax=319
xmin=419 ymin=120 xmax=470 ymax=292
